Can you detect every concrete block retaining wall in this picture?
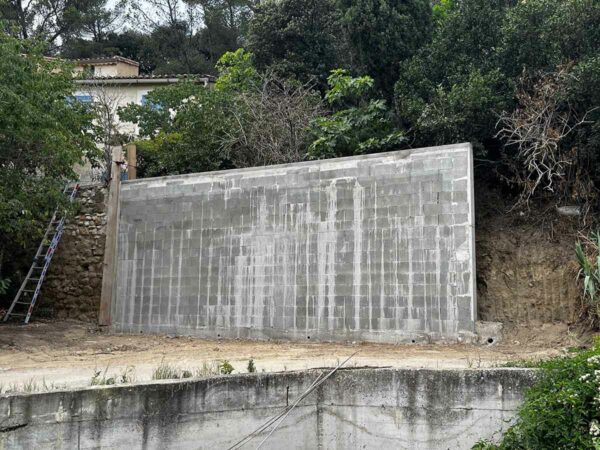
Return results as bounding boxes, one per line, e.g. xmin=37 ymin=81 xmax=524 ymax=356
xmin=0 ymin=368 xmax=536 ymax=449
xmin=113 ymin=143 xmax=476 ymax=342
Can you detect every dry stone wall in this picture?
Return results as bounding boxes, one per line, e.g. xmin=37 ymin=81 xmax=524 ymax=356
xmin=40 ymin=184 xmax=107 ymax=320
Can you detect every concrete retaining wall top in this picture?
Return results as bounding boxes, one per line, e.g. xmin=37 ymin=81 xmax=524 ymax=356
xmin=0 ymin=368 xmax=535 ymax=450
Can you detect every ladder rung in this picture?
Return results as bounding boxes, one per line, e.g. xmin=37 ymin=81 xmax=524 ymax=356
xmin=8 ymin=313 xmax=27 ymax=317
xmin=23 ymin=290 xmax=36 ymax=293
xmin=15 ymin=301 xmax=31 ymax=305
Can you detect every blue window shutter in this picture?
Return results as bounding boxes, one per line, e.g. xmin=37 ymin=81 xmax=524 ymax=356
xmin=75 ymin=95 xmax=92 ymax=103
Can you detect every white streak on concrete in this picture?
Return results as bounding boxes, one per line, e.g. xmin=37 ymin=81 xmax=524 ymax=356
xmin=352 ymin=181 xmax=364 ymax=330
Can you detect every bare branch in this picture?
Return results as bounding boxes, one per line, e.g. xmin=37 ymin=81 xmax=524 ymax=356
xmin=221 ymin=72 xmax=324 ymax=168
xmin=496 ymin=65 xmax=596 ymax=209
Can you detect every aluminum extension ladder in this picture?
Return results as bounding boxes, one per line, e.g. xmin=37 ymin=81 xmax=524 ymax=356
xmin=3 ymin=183 xmax=80 ymax=323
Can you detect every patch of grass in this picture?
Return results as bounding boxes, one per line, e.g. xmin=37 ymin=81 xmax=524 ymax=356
xmin=152 ymin=359 xmax=221 ymax=380
xmin=91 ymin=366 xmax=116 ymax=386
xmin=119 ymin=366 xmax=136 ymax=384
xmin=498 ymin=359 xmax=544 ymax=368
xmin=22 ymin=378 xmax=39 ymax=393
xmin=0 ymin=378 xmax=67 ymax=395
xmin=195 ymin=361 xmax=220 ymax=378
xmin=152 ymin=362 xmax=182 ymax=380
xmin=247 ymin=358 xmax=256 ymax=373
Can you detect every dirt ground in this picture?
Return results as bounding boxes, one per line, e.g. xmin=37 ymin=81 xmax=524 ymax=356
xmin=0 ymin=319 xmax=590 ymax=393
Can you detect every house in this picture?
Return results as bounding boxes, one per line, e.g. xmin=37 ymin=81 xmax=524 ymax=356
xmin=71 ymin=56 xmax=214 ymax=182
xmin=72 ymin=56 xmax=214 ymax=136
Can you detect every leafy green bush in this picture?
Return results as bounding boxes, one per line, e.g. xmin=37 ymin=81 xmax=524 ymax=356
xmin=476 ymin=341 xmax=600 ymax=449
xmin=0 ymin=278 xmax=10 ymax=296
xmin=309 ymin=69 xmax=405 ymax=159
xmin=119 ymin=81 xmax=234 ymax=177
xmin=220 ymin=360 xmax=234 ymax=375
xmin=0 ymin=33 xmax=98 ymax=302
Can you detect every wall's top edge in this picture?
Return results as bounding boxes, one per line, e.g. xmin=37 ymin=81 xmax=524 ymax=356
xmin=0 ymin=366 xmax=535 ymax=399
xmin=123 ymin=142 xmax=473 ymax=187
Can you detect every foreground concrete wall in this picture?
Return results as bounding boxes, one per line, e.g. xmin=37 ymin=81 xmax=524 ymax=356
xmin=0 ymin=368 xmax=535 ymax=450
xmin=113 ymin=143 xmax=476 ymax=342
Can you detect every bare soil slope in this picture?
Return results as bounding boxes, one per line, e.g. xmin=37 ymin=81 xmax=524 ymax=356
xmin=476 ymin=187 xmax=582 ymax=325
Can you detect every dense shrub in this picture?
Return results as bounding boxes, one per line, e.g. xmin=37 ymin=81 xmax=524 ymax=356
xmin=118 ymin=81 xmax=234 ymax=177
xmin=337 ymin=0 xmax=433 ymax=98
xmin=475 ymin=342 xmax=600 ymax=449
xmin=247 ymin=0 xmax=343 ymax=88
xmin=0 ymin=33 xmax=97 ymax=300
xmin=309 ymin=69 xmax=405 ymax=159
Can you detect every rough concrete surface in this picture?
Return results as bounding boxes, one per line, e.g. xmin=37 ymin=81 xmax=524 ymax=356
xmin=0 ymin=368 xmax=535 ymax=450
xmin=113 ymin=143 xmax=476 ymax=343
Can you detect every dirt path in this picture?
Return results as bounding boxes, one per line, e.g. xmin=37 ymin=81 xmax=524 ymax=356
xmin=0 ymin=320 xmax=582 ymax=393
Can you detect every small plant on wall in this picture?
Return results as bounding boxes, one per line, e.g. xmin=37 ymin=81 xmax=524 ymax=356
xmin=220 ymin=360 xmax=234 ymax=375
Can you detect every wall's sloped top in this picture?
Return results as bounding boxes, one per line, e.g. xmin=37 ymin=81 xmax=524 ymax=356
xmin=114 ymin=143 xmax=476 ymax=343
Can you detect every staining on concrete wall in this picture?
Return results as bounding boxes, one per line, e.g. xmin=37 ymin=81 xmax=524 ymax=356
xmin=0 ymin=368 xmax=537 ymax=449
xmin=113 ymin=143 xmax=476 ymax=343
xmin=40 ymin=184 xmax=107 ymax=320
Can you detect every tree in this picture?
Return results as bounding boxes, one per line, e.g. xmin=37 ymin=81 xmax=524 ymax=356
xmin=222 ymin=71 xmax=324 ymax=167
xmin=62 ymin=30 xmax=159 ymax=73
xmin=0 ymin=0 xmax=119 ymax=52
xmin=117 ymin=0 xmax=257 ymax=74
xmin=80 ymin=82 xmax=128 ymax=181
xmin=247 ymin=0 xmax=344 ymax=88
xmin=118 ymin=50 xmax=322 ymax=175
xmin=394 ymin=0 xmax=514 ymax=154
xmin=500 ymin=0 xmax=600 ymax=77
xmin=192 ymin=0 xmax=259 ymax=57
xmin=214 ymin=48 xmax=259 ymax=91
xmin=118 ymin=80 xmax=234 ymax=176
xmin=309 ymin=69 xmax=405 ymax=159
xmin=337 ymin=0 xmax=433 ymax=99
xmin=0 ymin=33 xmax=97 ymax=290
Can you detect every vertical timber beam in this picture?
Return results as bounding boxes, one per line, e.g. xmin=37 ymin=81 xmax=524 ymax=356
xmin=126 ymin=143 xmax=137 ymax=181
xmin=99 ymin=146 xmax=123 ymax=326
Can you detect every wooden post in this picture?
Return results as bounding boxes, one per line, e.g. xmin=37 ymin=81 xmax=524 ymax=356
xmin=99 ymin=146 xmax=123 ymax=326
xmin=126 ymin=143 xmax=137 ymax=181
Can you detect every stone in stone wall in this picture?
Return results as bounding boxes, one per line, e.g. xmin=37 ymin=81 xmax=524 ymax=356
xmin=40 ymin=185 xmax=107 ymax=320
